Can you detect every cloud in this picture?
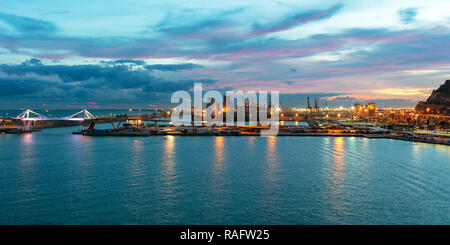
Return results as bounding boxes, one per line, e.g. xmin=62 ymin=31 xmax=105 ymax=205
xmin=0 ymin=59 xmax=215 ymax=107
xmin=101 ymin=59 xmax=146 ymax=66
xmin=0 ymin=12 xmax=59 ymax=34
xmin=0 ymin=77 xmax=48 ymax=96
xmin=156 ymin=18 xmax=230 ymax=37
xmin=0 ymin=5 xmax=448 ymax=107
xmin=249 ymin=4 xmax=343 ymax=37
xmin=398 ymin=8 xmax=418 ymax=24
xmin=22 ymin=58 xmax=43 ymax=66
xmin=274 ymin=93 xmax=415 ymax=108
xmin=319 ymin=95 xmax=416 ymax=107
xmin=153 ymin=7 xmax=246 ymax=38
xmin=144 ymin=63 xmax=203 ymax=71
xmin=0 ymin=5 xmax=429 ymax=66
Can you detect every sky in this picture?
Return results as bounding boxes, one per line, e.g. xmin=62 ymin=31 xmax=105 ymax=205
xmin=0 ymin=0 xmax=450 ymax=109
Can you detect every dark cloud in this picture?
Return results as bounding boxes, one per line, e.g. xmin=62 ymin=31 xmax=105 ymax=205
xmin=0 ymin=59 xmax=215 ymax=107
xmin=22 ymin=58 xmax=43 ymax=66
xmin=398 ymin=8 xmax=418 ymax=24
xmin=0 ymin=59 xmax=198 ymax=90
xmin=0 ymin=77 xmax=48 ymax=96
xmin=144 ymin=63 xmax=203 ymax=71
xmin=0 ymin=12 xmax=59 ymax=34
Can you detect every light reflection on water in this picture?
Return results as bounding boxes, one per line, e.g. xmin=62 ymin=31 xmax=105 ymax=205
xmin=327 ymin=137 xmax=347 ymax=223
xmin=0 ymin=127 xmax=449 ymax=225
xmin=161 ymin=135 xmax=177 ymax=198
xmin=265 ymin=136 xmax=278 ymax=180
xmin=214 ymin=137 xmax=225 ymax=168
xmin=21 ymin=133 xmax=34 ymax=145
xmin=17 ymin=133 xmax=37 ymax=205
xmin=213 ymin=136 xmax=226 ymax=183
xmin=330 ymin=137 xmax=346 ymax=193
xmin=261 ymin=136 xmax=281 ymax=221
xmin=210 ymin=137 xmax=227 ymax=218
xmin=131 ymin=139 xmax=144 ymax=179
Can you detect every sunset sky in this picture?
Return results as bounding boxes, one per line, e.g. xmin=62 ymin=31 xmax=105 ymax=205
xmin=1 ymin=0 xmax=450 ymax=109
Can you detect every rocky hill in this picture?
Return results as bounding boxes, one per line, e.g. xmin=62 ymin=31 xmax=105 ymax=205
xmin=416 ymin=80 xmax=450 ymax=114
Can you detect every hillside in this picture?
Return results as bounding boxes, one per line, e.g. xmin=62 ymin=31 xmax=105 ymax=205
xmin=416 ymin=80 xmax=450 ymax=114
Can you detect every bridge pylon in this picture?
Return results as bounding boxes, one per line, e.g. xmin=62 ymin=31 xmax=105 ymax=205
xmin=14 ymin=109 xmax=49 ymax=130
xmin=16 ymin=109 xmax=48 ymax=120
xmin=66 ymin=109 xmax=95 ymax=120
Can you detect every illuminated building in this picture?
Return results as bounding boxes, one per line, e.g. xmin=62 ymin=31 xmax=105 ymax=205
xmin=354 ymin=103 xmax=376 ymax=116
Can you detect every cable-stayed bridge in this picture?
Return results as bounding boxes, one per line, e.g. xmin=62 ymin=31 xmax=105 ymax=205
xmin=16 ymin=108 xmax=95 ymax=121
xmin=1 ymin=108 xmax=169 ymax=132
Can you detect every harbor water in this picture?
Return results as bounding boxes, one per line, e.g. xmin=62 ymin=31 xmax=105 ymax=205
xmin=0 ymin=126 xmax=449 ymax=224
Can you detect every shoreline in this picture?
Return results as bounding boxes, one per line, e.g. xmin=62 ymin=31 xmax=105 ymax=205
xmin=76 ymin=131 xmax=450 ymax=146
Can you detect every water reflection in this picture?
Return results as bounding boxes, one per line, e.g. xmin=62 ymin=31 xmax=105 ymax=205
xmin=211 ymin=137 xmax=227 ymax=211
xmin=264 ymin=136 xmax=280 ymax=198
xmin=330 ymin=137 xmax=346 ymax=190
xmin=21 ymin=133 xmax=34 ymax=145
xmin=17 ymin=133 xmax=37 ymax=205
xmin=266 ymin=136 xmax=278 ymax=178
xmin=131 ymin=139 xmax=144 ymax=179
xmin=70 ymin=133 xmax=95 ymax=187
xmin=160 ymin=136 xmax=178 ymax=205
xmin=18 ymin=133 xmax=35 ymax=169
xmin=213 ymin=136 xmax=227 ymax=179
xmin=327 ymin=137 xmax=347 ymax=222
xmin=70 ymin=133 xmax=92 ymax=144
xmin=264 ymin=136 xmax=280 ymax=184
xmin=247 ymin=136 xmax=255 ymax=148
xmin=162 ymin=136 xmax=177 ymax=182
xmin=262 ymin=136 xmax=281 ymax=219
xmin=122 ymin=139 xmax=146 ymax=219
xmin=215 ymin=137 xmax=225 ymax=166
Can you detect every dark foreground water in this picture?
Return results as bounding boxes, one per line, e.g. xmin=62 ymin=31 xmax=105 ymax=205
xmin=0 ymin=126 xmax=449 ymax=224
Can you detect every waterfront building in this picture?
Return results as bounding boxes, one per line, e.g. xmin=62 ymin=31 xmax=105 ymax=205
xmin=354 ymin=103 xmax=376 ymax=116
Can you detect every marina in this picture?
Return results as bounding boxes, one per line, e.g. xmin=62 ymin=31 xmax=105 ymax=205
xmin=1 ymin=108 xmax=449 ymax=145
